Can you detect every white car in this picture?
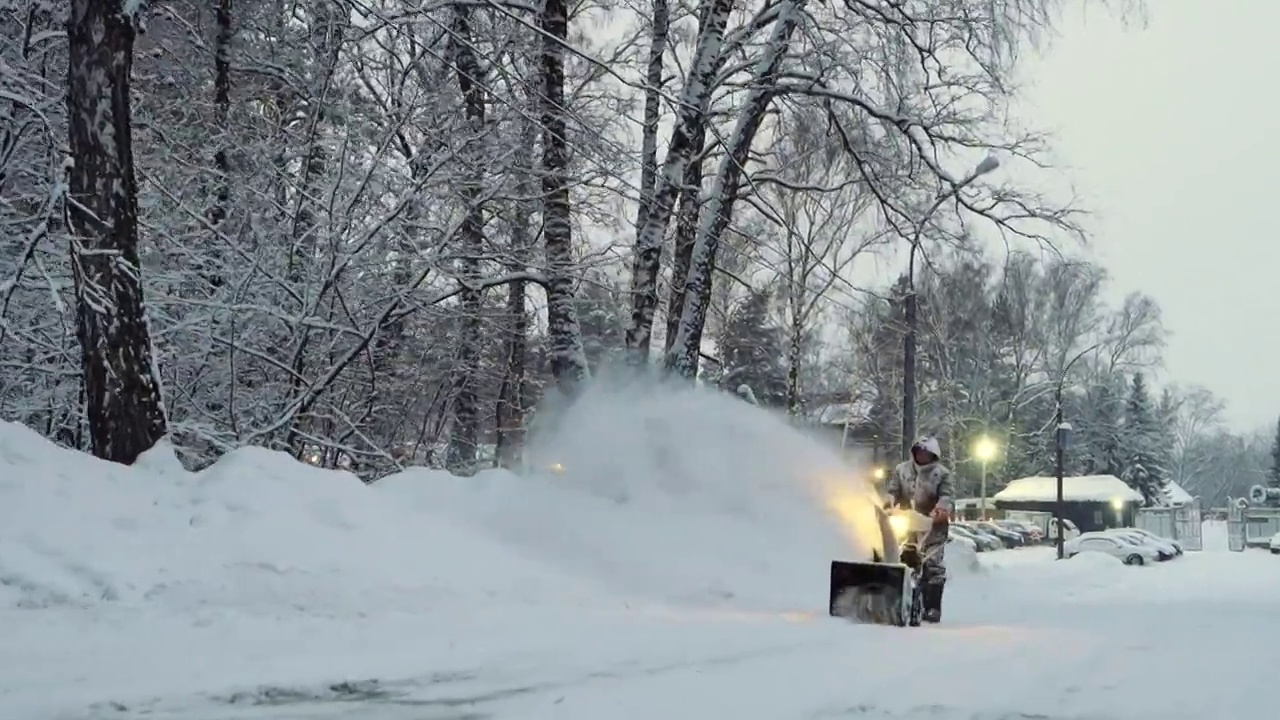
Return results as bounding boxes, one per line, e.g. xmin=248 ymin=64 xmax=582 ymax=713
xmin=1105 ymin=528 xmax=1179 ymax=560
xmin=1269 ymin=532 xmax=1280 ymax=555
xmin=947 ymin=533 xmax=978 ymax=553
xmin=1064 ymin=532 xmax=1162 ymax=566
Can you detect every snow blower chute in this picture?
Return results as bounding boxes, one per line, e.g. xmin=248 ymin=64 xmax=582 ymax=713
xmin=828 ymin=508 xmax=933 ymax=627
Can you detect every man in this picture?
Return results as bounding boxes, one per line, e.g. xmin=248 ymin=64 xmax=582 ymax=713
xmin=885 ymin=435 xmax=954 ymax=623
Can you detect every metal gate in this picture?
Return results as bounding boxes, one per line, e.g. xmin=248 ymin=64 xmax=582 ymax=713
xmin=1227 ymin=502 xmax=1246 ymax=551
xmin=1226 ymin=503 xmax=1280 ymax=550
xmin=1135 ymin=497 xmax=1203 ymax=550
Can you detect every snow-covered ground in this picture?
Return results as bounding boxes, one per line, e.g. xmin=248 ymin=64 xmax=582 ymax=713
xmin=1 ymin=382 xmax=1274 ymax=719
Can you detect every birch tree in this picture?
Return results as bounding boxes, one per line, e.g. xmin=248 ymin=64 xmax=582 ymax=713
xmin=755 ymin=112 xmax=887 ymax=414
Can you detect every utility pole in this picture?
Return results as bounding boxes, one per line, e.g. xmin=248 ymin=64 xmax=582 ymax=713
xmin=1053 ymin=342 xmax=1104 ymax=559
xmin=899 ymin=156 xmax=1000 ymax=460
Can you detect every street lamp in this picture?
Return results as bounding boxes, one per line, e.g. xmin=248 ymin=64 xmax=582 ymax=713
xmin=900 ymin=155 xmax=1001 ymax=460
xmin=1053 ymin=342 xmax=1105 ymax=559
xmin=973 ymin=435 xmax=999 ymax=519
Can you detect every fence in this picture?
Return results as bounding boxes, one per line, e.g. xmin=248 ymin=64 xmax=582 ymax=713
xmin=1226 ymin=503 xmax=1280 ymax=551
xmin=1135 ymin=497 xmax=1203 ymax=551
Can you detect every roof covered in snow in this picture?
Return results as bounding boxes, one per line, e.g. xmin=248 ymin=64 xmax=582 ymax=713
xmin=993 ymin=474 xmax=1143 ymax=504
xmin=1162 ymin=480 xmax=1195 ymax=506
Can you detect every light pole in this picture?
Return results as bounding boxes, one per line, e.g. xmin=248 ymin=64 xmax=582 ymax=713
xmin=1054 ymin=342 xmax=1105 ymax=560
xmin=973 ymin=435 xmax=998 ymax=519
xmin=900 ymin=155 xmax=1001 ymax=460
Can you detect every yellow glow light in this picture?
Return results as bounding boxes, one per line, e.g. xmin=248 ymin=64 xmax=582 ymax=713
xmin=973 ymin=436 xmax=999 ymax=462
xmin=822 ymin=484 xmax=884 ymax=555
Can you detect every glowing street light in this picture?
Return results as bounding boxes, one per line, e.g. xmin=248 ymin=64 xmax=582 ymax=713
xmin=973 ymin=435 xmax=999 ymax=519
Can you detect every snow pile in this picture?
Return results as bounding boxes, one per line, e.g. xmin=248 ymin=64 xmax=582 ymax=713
xmin=0 ymin=423 xmax=606 ymax=615
xmin=993 ymin=474 xmax=1142 ymax=504
xmin=944 ymin=538 xmax=981 ymax=574
xmin=379 ymin=380 xmax=884 ymax=611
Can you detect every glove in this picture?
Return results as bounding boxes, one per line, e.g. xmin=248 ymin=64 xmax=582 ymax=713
xmin=930 ymin=507 xmax=950 ymax=522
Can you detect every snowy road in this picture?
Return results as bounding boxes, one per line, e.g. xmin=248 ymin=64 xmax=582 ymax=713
xmin=49 ymin=546 xmax=1276 ymax=720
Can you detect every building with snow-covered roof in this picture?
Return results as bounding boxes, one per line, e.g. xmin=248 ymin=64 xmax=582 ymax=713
xmin=992 ymin=474 xmax=1142 ymax=532
xmin=1161 ymin=480 xmax=1196 ymax=507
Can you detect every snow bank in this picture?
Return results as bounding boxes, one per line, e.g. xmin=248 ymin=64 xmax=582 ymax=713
xmin=0 ymin=378 xmax=885 ymax=617
xmin=0 ymin=422 xmax=604 ymax=615
xmin=379 ymin=379 xmax=884 ymax=611
xmin=993 ymin=474 xmax=1142 ymax=504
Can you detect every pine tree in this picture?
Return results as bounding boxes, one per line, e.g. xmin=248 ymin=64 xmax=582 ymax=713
xmin=716 ymin=289 xmax=787 ymax=408
xmin=1120 ymin=372 xmax=1169 ymax=506
xmin=1268 ymin=417 xmax=1280 ymax=489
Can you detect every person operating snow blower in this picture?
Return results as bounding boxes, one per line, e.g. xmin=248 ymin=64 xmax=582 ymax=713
xmin=885 ymin=436 xmax=954 ymax=623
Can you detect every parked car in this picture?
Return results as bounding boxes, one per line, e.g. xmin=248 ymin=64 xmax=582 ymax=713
xmin=948 ymin=525 xmax=986 ymax=552
xmin=947 ymin=533 xmax=978 ymax=554
xmin=1064 ymin=532 xmax=1162 ymax=565
xmin=1046 ymin=518 xmax=1081 ymax=543
xmin=995 ymin=519 xmax=1043 ymax=544
xmin=955 ymin=523 xmax=1004 ymax=551
xmin=1111 ymin=527 xmax=1182 ymax=557
xmin=1104 ymin=529 xmax=1177 ymax=561
xmin=1270 ymin=532 xmax=1280 ymax=555
xmin=973 ymin=521 xmax=1026 ymax=548
xmin=950 ymin=525 xmax=997 ymax=551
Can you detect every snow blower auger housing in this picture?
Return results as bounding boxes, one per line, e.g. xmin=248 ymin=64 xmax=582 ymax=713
xmin=828 ymin=508 xmax=932 ymax=627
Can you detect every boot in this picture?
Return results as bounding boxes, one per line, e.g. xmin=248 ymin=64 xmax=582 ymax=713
xmin=921 ymin=584 xmax=944 ymax=623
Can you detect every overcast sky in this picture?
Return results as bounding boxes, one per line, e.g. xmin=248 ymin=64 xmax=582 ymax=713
xmin=1016 ymin=0 xmax=1280 ymax=431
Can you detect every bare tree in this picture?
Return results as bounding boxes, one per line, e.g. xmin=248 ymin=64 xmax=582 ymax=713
xmin=754 ymin=114 xmax=887 ymax=414
xmin=539 ymin=0 xmax=590 ymax=388
xmin=625 ymin=0 xmax=735 ymax=360
xmin=444 ymin=3 xmax=490 ymax=474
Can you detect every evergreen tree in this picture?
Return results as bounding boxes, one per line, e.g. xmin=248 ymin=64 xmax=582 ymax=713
xmin=1120 ymin=372 xmax=1169 ymax=506
xmin=574 ymin=271 xmax=626 ymax=373
xmin=1079 ymin=377 xmax=1125 ymax=476
xmin=716 ymin=289 xmax=788 ymax=408
xmin=1268 ymin=417 xmax=1280 ymax=489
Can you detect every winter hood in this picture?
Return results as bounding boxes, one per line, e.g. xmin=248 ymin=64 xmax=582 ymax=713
xmin=912 ymin=436 xmax=942 ymax=463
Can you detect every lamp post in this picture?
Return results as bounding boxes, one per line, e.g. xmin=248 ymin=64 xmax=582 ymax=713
xmin=900 ymin=155 xmax=1001 ymax=460
xmin=1053 ymin=342 xmax=1105 ymax=560
xmin=973 ymin=435 xmax=998 ymax=519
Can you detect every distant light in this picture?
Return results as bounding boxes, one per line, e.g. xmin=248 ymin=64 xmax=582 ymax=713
xmin=872 ymin=467 xmax=886 ymax=481
xmin=972 ymin=436 xmax=999 ymax=462
xmin=1110 ymin=497 xmax=1125 ymax=511
xmin=548 ymin=463 xmax=565 ymax=475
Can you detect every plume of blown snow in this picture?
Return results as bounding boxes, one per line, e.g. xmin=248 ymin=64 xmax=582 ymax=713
xmin=386 ymin=377 xmax=884 ymax=612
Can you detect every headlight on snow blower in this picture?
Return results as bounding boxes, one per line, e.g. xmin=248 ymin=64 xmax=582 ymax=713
xmin=888 ymin=513 xmax=909 ymax=540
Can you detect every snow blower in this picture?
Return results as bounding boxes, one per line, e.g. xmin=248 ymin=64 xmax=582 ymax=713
xmin=828 ymin=508 xmax=933 ymax=627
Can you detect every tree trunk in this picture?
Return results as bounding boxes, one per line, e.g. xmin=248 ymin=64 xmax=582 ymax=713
xmin=662 ymin=124 xmax=704 ymax=355
xmin=666 ymin=0 xmax=804 ymax=378
xmin=65 ymin=0 xmax=168 ymax=465
xmin=540 ymin=0 xmax=590 ymax=389
xmin=785 ymin=308 xmax=803 ymax=415
xmin=495 ymin=117 xmax=537 ymax=470
xmin=446 ymin=3 xmax=487 ymax=475
xmin=624 ymin=0 xmax=735 ymax=361
xmin=633 ymin=0 xmax=670 ymax=235
xmin=205 ymin=0 xmax=233 ymax=289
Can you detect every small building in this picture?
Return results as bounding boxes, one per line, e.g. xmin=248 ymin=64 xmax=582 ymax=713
xmin=1161 ymin=480 xmax=1195 ymax=507
xmin=992 ymin=474 xmax=1143 ymax=533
